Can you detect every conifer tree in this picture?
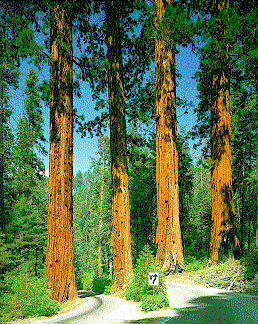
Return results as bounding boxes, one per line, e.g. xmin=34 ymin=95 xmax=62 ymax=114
xmin=209 ymin=0 xmax=242 ymax=265
xmin=105 ymin=0 xmax=133 ymax=293
xmin=0 ymin=62 xmax=19 ymax=235
xmin=9 ymin=68 xmax=47 ymax=275
xmin=46 ymin=1 xmax=77 ymax=302
xmin=192 ymin=0 xmax=250 ymax=263
xmin=155 ymin=0 xmax=184 ymax=272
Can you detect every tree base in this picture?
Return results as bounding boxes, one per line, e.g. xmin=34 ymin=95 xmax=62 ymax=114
xmin=164 ymin=260 xmax=184 ymax=275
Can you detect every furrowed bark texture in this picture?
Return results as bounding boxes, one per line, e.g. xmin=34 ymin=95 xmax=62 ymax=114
xmin=210 ymin=0 xmax=241 ymax=265
xmin=155 ymin=0 xmax=184 ymax=272
xmin=105 ymin=0 xmax=133 ymax=293
xmin=46 ymin=3 xmax=77 ymax=303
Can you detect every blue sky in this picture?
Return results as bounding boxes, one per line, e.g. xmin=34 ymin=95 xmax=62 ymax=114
xmin=10 ymin=43 xmax=200 ymax=176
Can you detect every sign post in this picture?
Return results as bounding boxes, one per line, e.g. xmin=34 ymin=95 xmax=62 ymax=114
xmin=148 ymin=272 xmax=159 ymax=296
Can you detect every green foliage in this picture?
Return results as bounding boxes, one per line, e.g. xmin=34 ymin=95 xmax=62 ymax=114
xmin=92 ymin=275 xmax=112 ymax=295
xmin=242 ymin=250 xmax=258 ymax=281
xmin=124 ymin=245 xmax=169 ymax=312
xmin=231 ymin=84 xmax=258 ymax=252
xmin=177 ymin=128 xmax=194 ymax=254
xmin=184 ymin=256 xmax=209 ymax=272
xmin=1 ymin=268 xmax=60 ymax=322
xmin=82 ymin=272 xmax=95 ymax=291
xmin=0 ymin=3 xmax=46 ymax=69
xmin=141 ymin=292 xmax=169 ymax=313
xmin=160 ymin=4 xmax=195 ymax=48
xmin=128 ymin=125 xmax=156 ymax=261
xmin=74 ymin=135 xmax=112 ymax=278
xmin=184 ymin=161 xmax=211 ymax=259
xmin=0 ymin=235 xmax=11 ymax=272
xmin=248 ymin=274 xmax=258 ymax=293
xmin=5 ymin=68 xmax=48 ymax=276
xmin=103 ymin=283 xmax=112 ymax=295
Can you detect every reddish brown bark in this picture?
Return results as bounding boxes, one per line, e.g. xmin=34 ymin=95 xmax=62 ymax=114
xmin=155 ymin=0 xmax=184 ymax=272
xmin=210 ymin=0 xmax=241 ymax=265
xmin=105 ymin=0 xmax=133 ymax=293
xmin=46 ymin=3 xmax=77 ymax=303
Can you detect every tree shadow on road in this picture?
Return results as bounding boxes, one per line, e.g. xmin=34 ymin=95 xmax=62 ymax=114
xmin=122 ymin=292 xmax=258 ymax=324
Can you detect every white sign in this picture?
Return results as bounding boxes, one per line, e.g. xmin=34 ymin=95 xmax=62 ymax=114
xmin=148 ymin=272 xmax=159 ymax=286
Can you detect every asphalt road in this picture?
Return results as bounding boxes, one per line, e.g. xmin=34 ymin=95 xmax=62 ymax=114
xmin=32 ymin=293 xmax=137 ymax=324
xmin=163 ymin=283 xmax=258 ymax=324
xmin=33 ymin=284 xmax=258 ymax=324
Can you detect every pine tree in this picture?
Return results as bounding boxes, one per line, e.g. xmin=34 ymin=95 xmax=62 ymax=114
xmin=0 ymin=61 xmax=19 ymax=235
xmin=209 ymin=0 xmax=242 ymax=265
xmin=128 ymin=124 xmax=156 ymax=261
xmin=46 ymin=1 xmax=77 ymax=303
xmin=155 ymin=0 xmax=184 ymax=272
xmin=8 ymin=68 xmax=47 ymax=276
xmin=193 ymin=0 xmax=246 ymax=264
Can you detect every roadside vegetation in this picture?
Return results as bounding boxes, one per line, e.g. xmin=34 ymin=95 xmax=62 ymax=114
xmin=0 ymin=266 xmax=60 ymax=322
xmin=180 ymin=253 xmax=258 ymax=293
xmin=124 ymin=245 xmax=170 ymax=312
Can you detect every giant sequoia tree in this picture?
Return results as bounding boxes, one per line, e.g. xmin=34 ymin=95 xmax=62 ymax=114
xmin=105 ymin=0 xmax=133 ymax=293
xmin=155 ymin=0 xmax=184 ymax=272
xmin=46 ymin=1 xmax=77 ymax=302
xmin=208 ymin=0 xmax=241 ymax=264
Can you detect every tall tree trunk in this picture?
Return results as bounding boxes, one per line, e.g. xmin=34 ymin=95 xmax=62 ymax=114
xmin=210 ymin=0 xmax=242 ymax=265
xmin=155 ymin=0 xmax=184 ymax=272
xmin=46 ymin=2 xmax=77 ymax=303
xmin=105 ymin=0 xmax=133 ymax=293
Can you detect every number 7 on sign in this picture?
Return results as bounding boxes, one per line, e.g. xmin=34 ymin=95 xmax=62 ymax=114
xmin=148 ymin=272 xmax=159 ymax=286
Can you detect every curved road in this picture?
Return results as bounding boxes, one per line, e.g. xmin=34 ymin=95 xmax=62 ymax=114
xmin=164 ymin=283 xmax=258 ymax=324
xmin=34 ymin=284 xmax=258 ymax=324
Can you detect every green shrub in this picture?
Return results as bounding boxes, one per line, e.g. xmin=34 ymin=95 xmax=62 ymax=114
xmin=242 ymin=250 xmax=258 ymax=281
xmin=124 ymin=245 xmax=169 ymax=312
xmin=76 ymin=273 xmax=83 ymax=290
xmin=1 ymin=269 xmax=60 ymax=322
xmin=103 ymin=283 xmax=112 ymax=295
xmin=249 ymin=274 xmax=258 ymax=292
xmin=184 ymin=256 xmax=209 ymax=272
xmin=92 ymin=275 xmax=111 ymax=294
xmin=82 ymin=272 xmax=95 ymax=291
xmin=141 ymin=292 xmax=169 ymax=312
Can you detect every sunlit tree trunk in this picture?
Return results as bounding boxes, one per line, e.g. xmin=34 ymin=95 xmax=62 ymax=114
xmin=155 ymin=0 xmax=184 ymax=272
xmin=210 ymin=0 xmax=241 ymax=265
xmin=105 ymin=0 xmax=133 ymax=293
xmin=46 ymin=2 xmax=77 ymax=303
